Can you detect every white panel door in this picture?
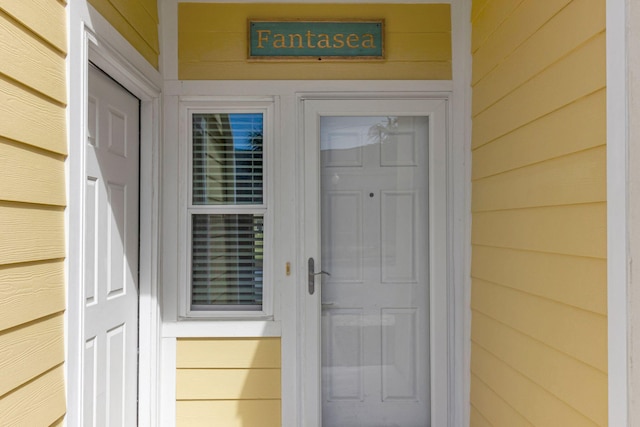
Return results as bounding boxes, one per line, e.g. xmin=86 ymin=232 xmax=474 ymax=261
xmin=321 ymin=116 xmax=429 ymax=426
xmin=303 ymin=99 xmax=449 ymax=427
xmin=83 ymin=64 xmax=140 ymax=426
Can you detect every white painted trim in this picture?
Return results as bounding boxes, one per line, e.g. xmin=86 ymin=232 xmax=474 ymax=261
xmin=159 ymin=338 xmax=177 ymax=427
xmin=67 ymin=3 xmax=162 ymax=426
xmin=162 ymin=320 xmax=282 ymax=337
xmin=177 ymin=99 xmax=276 ymax=320
xmin=450 ymin=1 xmax=472 ymax=426
xmin=607 ymin=0 xmax=629 ymax=426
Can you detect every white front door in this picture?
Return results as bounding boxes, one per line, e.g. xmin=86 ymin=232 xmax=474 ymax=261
xmin=303 ymin=98 xmax=449 ymax=427
xmin=83 ymin=64 xmax=140 ymax=426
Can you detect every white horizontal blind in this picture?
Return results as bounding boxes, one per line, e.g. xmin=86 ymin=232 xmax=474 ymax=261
xmin=192 ymin=113 xmax=263 ymax=205
xmin=190 ymin=113 xmax=265 ymax=311
xmin=191 ymin=214 xmax=264 ymax=309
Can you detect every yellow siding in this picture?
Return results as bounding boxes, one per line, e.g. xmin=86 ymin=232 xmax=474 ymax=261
xmin=178 ymin=3 xmax=451 ymax=80
xmin=88 ymin=0 xmax=159 ymax=68
xmin=0 ymin=12 xmax=65 ymax=103
xmin=0 ymin=139 xmax=66 ymax=206
xmin=470 ymin=0 xmax=607 ymax=426
xmin=176 ymin=338 xmax=282 ymax=426
xmin=0 ymin=365 xmax=66 ymax=426
xmin=0 ymin=0 xmax=66 ymax=53
xmin=0 ymin=261 xmax=65 ymax=331
xmin=177 ymin=400 xmax=281 ymax=427
xmin=0 ymin=3 xmax=66 ymax=424
xmin=0 ymin=314 xmax=65 ymax=397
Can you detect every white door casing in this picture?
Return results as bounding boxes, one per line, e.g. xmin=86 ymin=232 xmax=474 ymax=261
xmin=83 ymin=64 xmax=140 ymax=426
xmin=302 ymin=97 xmax=450 ymax=427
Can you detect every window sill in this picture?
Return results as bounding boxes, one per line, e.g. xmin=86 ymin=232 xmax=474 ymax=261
xmin=162 ymin=319 xmax=281 ymax=338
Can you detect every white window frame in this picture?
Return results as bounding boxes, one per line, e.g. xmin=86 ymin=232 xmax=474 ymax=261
xmin=178 ymin=99 xmax=275 ymax=319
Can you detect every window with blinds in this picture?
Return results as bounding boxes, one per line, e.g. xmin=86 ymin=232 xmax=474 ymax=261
xmin=189 ymin=113 xmax=265 ymax=311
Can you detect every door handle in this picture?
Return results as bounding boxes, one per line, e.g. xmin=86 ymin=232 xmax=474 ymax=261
xmin=308 ymin=257 xmax=330 ymax=295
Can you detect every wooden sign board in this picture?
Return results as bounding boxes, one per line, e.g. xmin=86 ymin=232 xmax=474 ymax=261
xmin=248 ymin=20 xmax=384 ymax=61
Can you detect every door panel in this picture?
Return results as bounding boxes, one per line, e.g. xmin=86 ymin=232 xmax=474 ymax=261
xmin=320 ymin=116 xmax=429 ymax=427
xmin=302 ymin=98 xmax=449 ymax=427
xmin=83 ymin=64 xmax=140 ymax=426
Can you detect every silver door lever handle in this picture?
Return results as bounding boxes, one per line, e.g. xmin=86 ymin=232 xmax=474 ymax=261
xmin=308 ymin=257 xmax=330 ymax=295
xmin=313 ymin=271 xmax=331 ymax=276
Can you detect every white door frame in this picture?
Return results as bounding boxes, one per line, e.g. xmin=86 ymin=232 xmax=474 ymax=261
xmin=298 ymin=93 xmax=454 ymax=426
xmin=67 ymin=3 xmax=162 ymax=426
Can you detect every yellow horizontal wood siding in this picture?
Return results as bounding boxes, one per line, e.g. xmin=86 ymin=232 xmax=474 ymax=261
xmin=470 ymin=0 xmax=607 ymax=426
xmin=0 ymin=365 xmax=66 ymax=426
xmin=176 ymin=338 xmax=282 ymax=427
xmin=178 ymin=3 xmax=451 ymax=80
xmin=0 ymin=2 xmax=66 ymax=424
xmin=88 ymin=0 xmax=159 ymax=68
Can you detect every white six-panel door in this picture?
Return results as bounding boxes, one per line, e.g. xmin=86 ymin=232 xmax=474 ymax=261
xmin=320 ymin=115 xmax=430 ymax=426
xmin=303 ymin=98 xmax=449 ymax=427
xmin=83 ymin=64 xmax=140 ymax=426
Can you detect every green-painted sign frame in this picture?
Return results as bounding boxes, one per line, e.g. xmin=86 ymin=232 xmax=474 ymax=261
xmin=248 ymin=20 xmax=385 ymax=61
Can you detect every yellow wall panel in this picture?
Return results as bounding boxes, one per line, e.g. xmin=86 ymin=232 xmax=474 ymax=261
xmin=0 ymin=261 xmax=65 ymax=331
xmin=0 ymin=364 xmax=66 ymax=426
xmin=177 ymin=338 xmax=281 ymax=368
xmin=472 ymin=279 xmax=607 ymax=372
xmin=176 ymin=338 xmax=282 ymax=424
xmin=140 ymin=0 xmax=158 ymax=23
xmin=470 ymin=406 xmax=495 ymax=427
xmin=0 ymin=204 xmax=65 ymax=265
xmin=471 ymin=344 xmax=598 ymax=426
xmin=179 ymin=3 xmax=451 ymax=33
xmin=109 ymin=0 xmax=159 ymax=51
xmin=0 ymin=314 xmax=64 ymax=397
xmin=50 ymin=415 xmax=65 ymax=427
xmin=472 ymin=89 xmax=606 ymax=179
xmin=471 ymin=0 xmax=607 ymax=423
xmin=0 ymin=1 xmax=67 ymax=425
xmin=0 ymin=14 xmax=66 ymax=103
xmin=176 ymin=369 xmax=281 ymax=400
xmin=471 ymin=203 xmax=606 ymax=258
xmin=473 ymin=32 xmax=606 ymax=148
xmin=471 ymin=246 xmax=606 ymax=314
xmin=472 ymin=311 xmax=607 ymax=425
xmin=0 ymin=0 xmax=66 ymax=53
xmin=472 ymin=0 xmax=572 ymax=84
xmin=88 ymin=0 xmax=159 ymax=68
xmin=471 ymin=0 xmax=522 ymax=54
xmin=0 ymin=139 xmax=65 ymax=206
xmin=470 ymin=374 xmax=534 ymax=427
xmin=471 ymin=0 xmax=492 ymax=21
xmin=473 ymin=0 xmax=604 ymax=115
xmin=178 ymin=3 xmax=452 ymax=80
xmin=0 ymin=76 xmax=66 ymax=155
xmin=181 ymin=60 xmax=452 ymax=82
xmin=177 ymin=400 xmax=281 ymax=427
xmin=472 ymin=146 xmax=606 ymax=212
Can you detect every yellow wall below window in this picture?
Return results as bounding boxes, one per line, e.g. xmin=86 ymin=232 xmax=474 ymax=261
xmin=470 ymin=0 xmax=607 ymax=425
xmin=0 ymin=1 xmax=67 ymax=424
xmin=178 ymin=3 xmax=451 ymax=80
xmin=88 ymin=0 xmax=159 ymax=68
xmin=176 ymin=338 xmax=282 ymax=427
